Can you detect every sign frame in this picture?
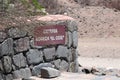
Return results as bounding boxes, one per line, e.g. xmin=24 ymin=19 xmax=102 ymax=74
xmin=34 ymin=25 xmax=66 ymax=46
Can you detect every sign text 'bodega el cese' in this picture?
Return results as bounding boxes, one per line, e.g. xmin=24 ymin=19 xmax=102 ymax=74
xmin=34 ymin=25 xmax=66 ymax=46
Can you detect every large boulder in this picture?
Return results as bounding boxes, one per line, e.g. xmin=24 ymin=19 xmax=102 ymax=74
xmin=41 ymin=67 xmax=60 ymax=78
xmin=32 ymin=63 xmax=54 ymax=76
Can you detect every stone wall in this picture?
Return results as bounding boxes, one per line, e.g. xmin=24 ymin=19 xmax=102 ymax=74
xmin=0 ymin=15 xmax=79 ymax=79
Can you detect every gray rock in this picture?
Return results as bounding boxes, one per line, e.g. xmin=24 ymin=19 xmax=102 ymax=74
xmin=59 ymin=60 xmax=69 ymax=71
xmin=67 ymin=20 xmax=78 ymax=32
xmin=13 ymin=53 xmax=27 ymax=68
xmin=5 ymin=74 xmax=13 ymax=80
xmin=2 ymin=56 xmax=12 ymax=73
xmin=0 ymin=38 xmax=14 ymax=57
xmin=43 ymin=47 xmax=56 ymax=61
xmin=68 ymin=60 xmax=79 ymax=72
xmin=67 ymin=31 xmax=72 ymax=48
xmin=0 ymin=31 xmax=7 ymax=42
xmin=8 ymin=27 xmax=27 ymax=38
xmin=67 ymin=49 xmax=73 ymax=62
xmin=41 ymin=67 xmax=60 ymax=78
xmin=13 ymin=68 xmax=31 ymax=79
xmin=51 ymin=59 xmax=61 ymax=69
xmin=0 ymin=73 xmax=5 ymax=80
xmin=32 ymin=63 xmax=54 ymax=76
xmin=68 ymin=49 xmax=78 ymax=62
xmin=0 ymin=60 xmax=4 ymax=72
xmin=26 ymin=49 xmax=43 ymax=65
xmin=56 ymin=46 xmax=69 ymax=59
xmin=72 ymin=31 xmax=78 ymax=48
xmin=14 ymin=37 xmax=30 ymax=53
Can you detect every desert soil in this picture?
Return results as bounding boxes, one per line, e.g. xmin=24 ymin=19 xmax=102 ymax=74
xmin=43 ymin=0 xmax=120 ymax=58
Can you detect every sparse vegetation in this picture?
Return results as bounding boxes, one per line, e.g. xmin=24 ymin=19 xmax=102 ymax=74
xmin=0 ymin=0 xmax=47 ymax=16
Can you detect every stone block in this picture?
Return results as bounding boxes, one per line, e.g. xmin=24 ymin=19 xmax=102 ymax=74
xmin=67 ymin=49 xmax=73 ymax=62
xmin=5 ymin=74 xmax=13 ymax=80
xmin=0 ymin=38 xmax=14 ymax=57
xmin=51 ymin=59 xmax=61 ymax=69
xmin=43 ymin=47 xmax=56 ymax=61
xmin=2 ymin=56 xmax=12 ymax=73
xmin=67 ymin=31 xmax=72 ymax=48
xmin=67 ymin=20 xmax=78 ymax=32
xmin=14 ymin=37 xmax=30 ymax=53
xmin=68 ymin=60 xmax=79 ymax=72
xmin=32 ymin=63 xmax=54 ymax=76
xmin=8 ymin=27 xmax=27 ymax=38
xmin=0 ymin=31 xmax=7 ymax=42
xmin=56 ymin=46 xmax=69 ymax=59
xmin=0 ymin=73 xmax=5 ymax=80
xmin=13 ymin=68 xmax=31 ymax=79
xmin=41 ymin=67 xmax=60 ymax=78
xmin=0 ymin=60 xmax=4 ymax=72
xmin=26 ymin=49 xmax=43 ymax=65
xmin=59 ymin=60 xmax=69 ymax=71
xmin=13 ymin=53 xmax=27 ymax=68
xmin=72 ymin=31 xmax=78 ymax=48
xmin=68 ymin=48 xmax=78 ymax=62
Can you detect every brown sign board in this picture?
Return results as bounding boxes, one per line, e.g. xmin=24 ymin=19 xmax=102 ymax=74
xmin=34 ymin=25 xmax=66 ymax=46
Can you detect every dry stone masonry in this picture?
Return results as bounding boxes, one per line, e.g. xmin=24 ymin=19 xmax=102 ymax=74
xmin=0 ymin=15 xmax=79 ymax=79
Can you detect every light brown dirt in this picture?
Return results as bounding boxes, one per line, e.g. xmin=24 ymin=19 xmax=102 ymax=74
xmin=78 ymin=37 xmax=120 ymax=58
xmin=42 ymin=0 xmax=120 ymax=58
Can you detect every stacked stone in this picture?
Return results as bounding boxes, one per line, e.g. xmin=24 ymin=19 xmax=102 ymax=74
xmin=0 ymin=15 xmax=79 ymax=79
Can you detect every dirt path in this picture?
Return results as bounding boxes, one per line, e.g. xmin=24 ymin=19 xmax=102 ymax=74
xmin=78 ymin=57 xmax=120 ymax=69
xmin=78 ymin=37 xmax=120 ymax=58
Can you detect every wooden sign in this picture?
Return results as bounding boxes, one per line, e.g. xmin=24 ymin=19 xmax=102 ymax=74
xmin=34 ymin=25 xmax=66 ymax=46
